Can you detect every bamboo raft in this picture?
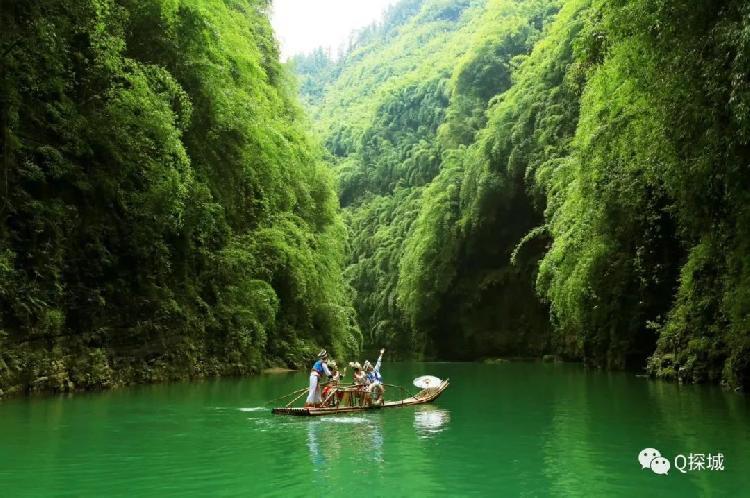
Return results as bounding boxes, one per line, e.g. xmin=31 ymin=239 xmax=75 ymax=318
xmin=271 ymin=379 xmax=449 ymax=416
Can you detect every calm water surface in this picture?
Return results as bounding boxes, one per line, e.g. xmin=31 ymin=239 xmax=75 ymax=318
xmin=1 ymin=362 xmax=749 ymax=497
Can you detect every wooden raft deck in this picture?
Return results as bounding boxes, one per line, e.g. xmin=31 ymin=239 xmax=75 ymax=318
xmin=271 ymin=379 xmax=449 ymax=416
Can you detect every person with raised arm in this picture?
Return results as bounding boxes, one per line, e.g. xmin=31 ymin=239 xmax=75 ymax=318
xmin=363 ymin=348 xmax=386 ymax=406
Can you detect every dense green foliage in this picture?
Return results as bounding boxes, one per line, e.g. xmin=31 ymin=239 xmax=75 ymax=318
xmin=0 ymin=0 xmax=359 ymax=395
xmin=297 ymin=0 xmax=565 ymax=359
xmin=299 ymin=0 xmax=750 ymax=388
xmin=2 ymin=0 xmax=748 ymax=394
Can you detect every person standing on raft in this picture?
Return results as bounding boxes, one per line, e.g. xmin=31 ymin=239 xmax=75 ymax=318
xmin=305 ymin=350 xmax=332 ymax=407
xmin=364 ymin=348 xmax=386 ymax=406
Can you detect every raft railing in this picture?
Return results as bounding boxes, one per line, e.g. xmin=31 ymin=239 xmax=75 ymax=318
xmin=273 ymin=380 xmax=427 ymax=410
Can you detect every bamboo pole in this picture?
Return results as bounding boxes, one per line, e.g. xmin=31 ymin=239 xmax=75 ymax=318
xmin=280 ymin=380 xmax=338 ymax=408
xmin=322 ymin=387 xmax=337 ymax=407
xmin=286 ymin=389 xmax=308 ymax=408
xmin=265 ymin=387 xmax=308 ymax=406
xmin=381 ymin=383 xmax=405 ymax=389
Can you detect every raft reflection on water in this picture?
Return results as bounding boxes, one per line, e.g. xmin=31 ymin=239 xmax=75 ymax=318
xmin=306 ymin=407 xmax=451 ymax=467
xmin=414 ymin=406 xmax=451 ymax=438
xmin=307 ymin=416 xmax=384 ymax=467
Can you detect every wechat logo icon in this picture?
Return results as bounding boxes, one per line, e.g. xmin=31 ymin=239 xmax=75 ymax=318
xmin=639 ymin=448 xmax=670 ymax=475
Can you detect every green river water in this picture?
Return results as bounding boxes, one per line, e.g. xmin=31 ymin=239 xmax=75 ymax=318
xmin=1 ymin=362 xmax=749 ymax=497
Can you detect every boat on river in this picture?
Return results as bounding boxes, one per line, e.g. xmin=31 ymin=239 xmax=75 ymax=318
xmin=271 ymin=378 xmax=449 ymax=416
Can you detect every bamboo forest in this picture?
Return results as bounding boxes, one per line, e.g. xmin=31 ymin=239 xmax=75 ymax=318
xmin=2 ymin=0 xmax=750 ymax=496
xmin=4 ymin=0 xmax=748 ymax=394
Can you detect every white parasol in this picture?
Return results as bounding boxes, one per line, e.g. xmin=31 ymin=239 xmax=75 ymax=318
xmin=413 ymin=375 xmax=442 ymax=389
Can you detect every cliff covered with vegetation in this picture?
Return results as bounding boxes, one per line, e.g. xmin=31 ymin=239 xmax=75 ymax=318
xmin=2 ymin=0 xmax=748 ymax=395
xmin=295 ymin=0 xmax=750 ymax=389
xmin=0 ymin=0 xmax=360 ymax=395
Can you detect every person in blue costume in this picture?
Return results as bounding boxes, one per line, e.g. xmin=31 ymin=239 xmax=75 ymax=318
xmin=305 ymin=350 xmax=332 ymax=407
xmin=363 ymin=348 xmax=385 ymax=406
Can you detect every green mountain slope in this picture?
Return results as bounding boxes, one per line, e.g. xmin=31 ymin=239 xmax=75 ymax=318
xmin=294 ymin=0 xmax=564 ymax=358
xmin=297 ymin=0 xmax=750 ymax=388
xmin=0 ymin=0 xmax=359 ymax=395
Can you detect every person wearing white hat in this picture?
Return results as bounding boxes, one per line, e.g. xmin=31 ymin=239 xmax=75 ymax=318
xmin=350 ymin=361 xmax=366 ymax=385
xmin=348 ymin=361 xmax=367 ymax=406
xmin=305 ymin=349 xmax=332 ymax=407
xmin=321 ymin=360 xmax=346 ymax=407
